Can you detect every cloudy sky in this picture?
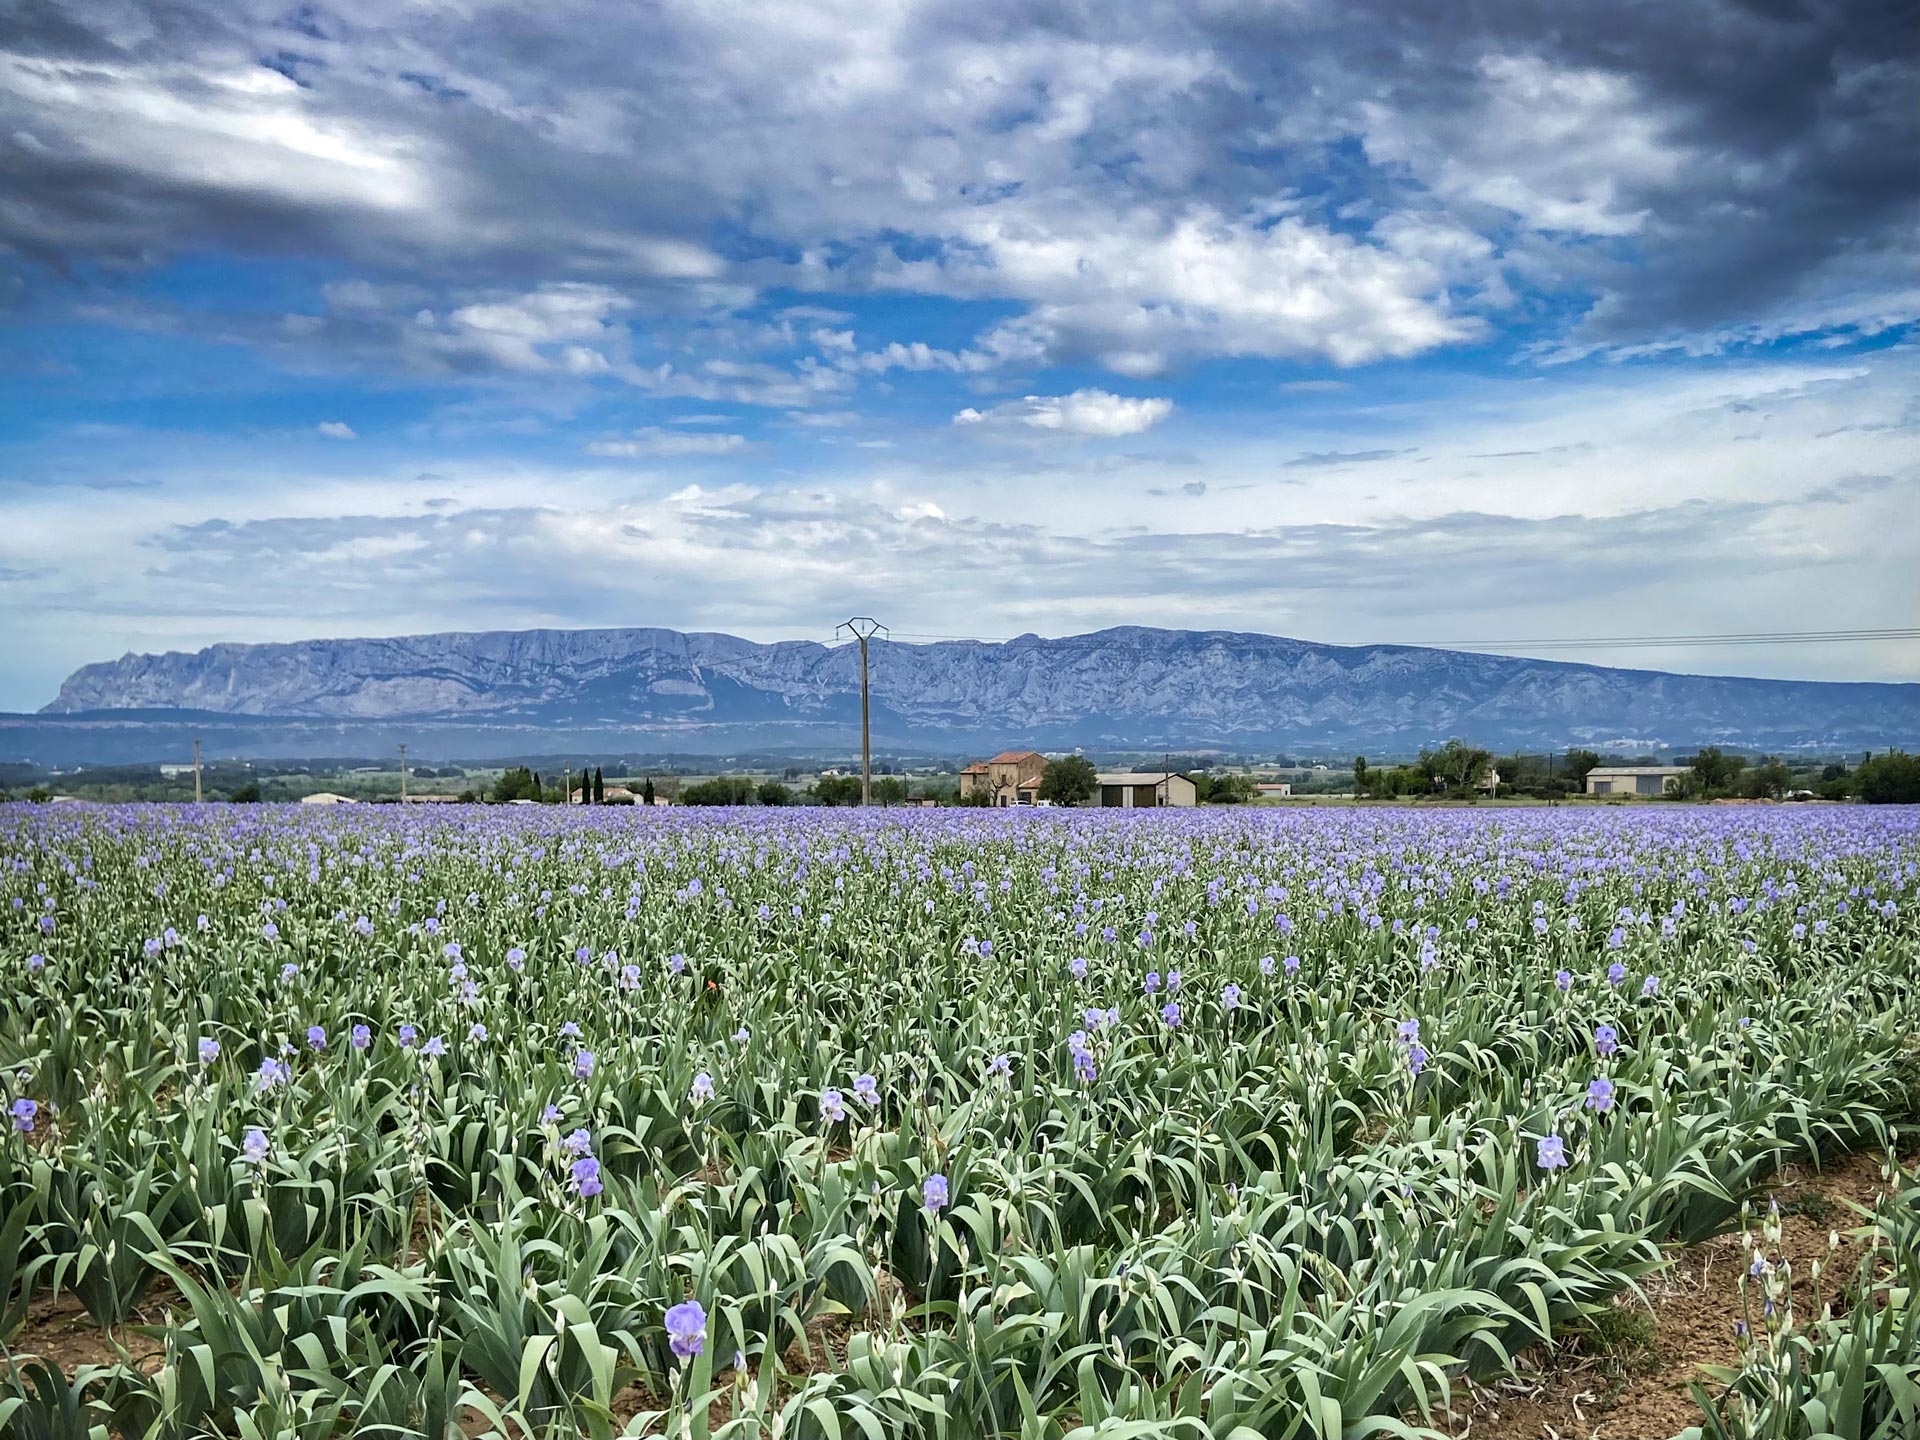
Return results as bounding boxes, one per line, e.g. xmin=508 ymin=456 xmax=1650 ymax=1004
xmin=1 ymin=0 xmax=1915 ymax=710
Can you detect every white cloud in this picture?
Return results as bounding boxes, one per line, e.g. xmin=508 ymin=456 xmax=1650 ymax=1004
xmin=954 ymin=388 xmax=1174 ymax=437
xmin=585 ymin=427 xmax=749 ymax=457
xmin=2 ymin=349 xmax=1913 ymax=707
xmin=1360 ymin=56 xmax=1688 ymax=238
xmin=316 ymin=421 xmax=357 ymax=440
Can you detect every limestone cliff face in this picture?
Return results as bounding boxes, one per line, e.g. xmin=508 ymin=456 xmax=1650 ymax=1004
xmin=43 ymin=624 xmax=1920 ymax=751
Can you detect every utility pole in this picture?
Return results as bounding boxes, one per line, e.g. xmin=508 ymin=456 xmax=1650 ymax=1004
xmin=1163 ymin=751 xmax=1171 ymax=808
xmin=398 ymin=743 xmax=408 ymax=803
xmin=192 ymin=738 xmax=202 ymax=804
xmin=837 ymin=617 xmax=887 ymax=805
xmin=564 ymin=766 xmax=572 ymax=806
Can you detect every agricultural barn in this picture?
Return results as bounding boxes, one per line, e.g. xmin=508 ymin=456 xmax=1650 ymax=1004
xmin=1586 ymin=766 xmax=1690 ymax=796
xmin=1090 ymin=772 xmax=1198 ymax=808
xmin=958 ymin=750 xmax=1051 ymax=806
xmin=298 ymin=792 xmax=357 ymax=805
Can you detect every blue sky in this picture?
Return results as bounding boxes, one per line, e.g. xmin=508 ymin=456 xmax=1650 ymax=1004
xmin=1 ymin=0 xmax=1915 ymax=711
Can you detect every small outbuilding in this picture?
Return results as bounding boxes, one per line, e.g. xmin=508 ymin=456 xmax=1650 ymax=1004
xmin=298 ymin=791 xmax=358 ymax=805
xmin=1585 ymin=766 xmax=1689 ymax=797
xmin=1089 ymin=771 xmax=1198 ymax=808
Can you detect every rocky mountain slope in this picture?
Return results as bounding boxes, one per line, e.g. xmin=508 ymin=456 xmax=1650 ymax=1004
xmin=36 ymin=625 xmax=1918 ymax=754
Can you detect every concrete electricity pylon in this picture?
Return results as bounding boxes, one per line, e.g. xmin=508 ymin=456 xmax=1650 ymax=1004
xmin=193 ymin=738 xmax=202 ymax=804
xmin=837 ymin=617 xmax=888 ymax=805
xmin=399 ymin=743 xmax=408 ymax=803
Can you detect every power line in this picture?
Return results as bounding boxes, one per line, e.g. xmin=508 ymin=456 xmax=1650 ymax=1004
xmin=858 ymin=626 xmax=1919 ymax=653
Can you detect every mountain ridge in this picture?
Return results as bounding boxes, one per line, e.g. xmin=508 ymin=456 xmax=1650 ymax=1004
xmin=35 ymin=624 xmax=1917 ymax=756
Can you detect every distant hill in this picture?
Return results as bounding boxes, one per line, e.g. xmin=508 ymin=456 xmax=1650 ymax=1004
xmin=15 ymin=624 xmax=1913 ymax=763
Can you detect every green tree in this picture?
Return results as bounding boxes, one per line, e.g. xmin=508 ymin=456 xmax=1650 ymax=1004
xmin=757 ymin=779 xmax=794 ymax=806
xmin=811 ymin=775 xmax=864 ymax=806
xmin=682 ymin=775 xmax=756 ymax=805
xmin=1352 ymin=756 xmax=1368 ymax=787
xmin=872 ymin=776 xmax=908 ymax=806
xmin=1743 ymin=755 xmax=1792 ymax=800
xmin=1204 ymin=774 xmax=1258 ymax=804
xmin=1038 ymin=754 xmax=1098 ymax=806
xmin=491 ymin=766 xmax=542 ymax=803
xmin=228 ymin=781 xmax=263 ymax=803
xmin=1562 ymin=750 xmax=1602 ymax=788
xmin=593 ymin=767 xmax=605 ymax=804
xmin=1855 ymin=751 xmax=1920 ymax=804
xmin=642 ymin=776 xmax=657 ymax=806
xmin=1416 ymin=739 xmax=1494 ymax=793
xmin=1685 ymin=746 xmax=1746 ymax=795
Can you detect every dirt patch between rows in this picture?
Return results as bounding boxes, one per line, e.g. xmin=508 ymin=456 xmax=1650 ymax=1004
xmin=1443 ymin=1149 xmax=1906 ymax=1440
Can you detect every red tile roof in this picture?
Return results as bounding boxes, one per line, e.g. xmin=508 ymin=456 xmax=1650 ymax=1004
xmin=987 ymin=750 xmax=1047 ymax=765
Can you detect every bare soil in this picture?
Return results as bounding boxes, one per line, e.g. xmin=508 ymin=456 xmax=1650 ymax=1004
xmin=1442 ymin=1149 xmax=1905 ymax=1440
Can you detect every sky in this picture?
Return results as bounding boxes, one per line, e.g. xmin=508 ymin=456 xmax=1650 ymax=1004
xmin=1 ymin=0 xmax=1915 ymax=712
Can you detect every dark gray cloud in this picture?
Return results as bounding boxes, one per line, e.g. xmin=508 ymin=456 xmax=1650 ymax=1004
xmin=2 ymin=0 xmax=1909 ymax=377
xmin=1284 ymin=449 xmax=1410 ymax=468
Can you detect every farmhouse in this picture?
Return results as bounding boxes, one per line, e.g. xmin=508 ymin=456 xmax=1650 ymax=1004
xmin=958 ymin=750 xmax=1050 ymax=806
xmin=1089 ymin=771 xmax=1198 ymax=807
xmin=1586 ymin=765 xmax=1689 ymax=797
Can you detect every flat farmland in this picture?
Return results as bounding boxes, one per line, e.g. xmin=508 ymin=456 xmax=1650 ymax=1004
xmin=2 ymin=805 xmax=1916 ymax=1439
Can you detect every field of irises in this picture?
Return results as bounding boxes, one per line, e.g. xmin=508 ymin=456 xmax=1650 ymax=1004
xmin=1 ymin=803 xmax=1917 ymax=1440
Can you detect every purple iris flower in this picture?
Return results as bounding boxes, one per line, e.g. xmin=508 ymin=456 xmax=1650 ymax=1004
xmin=923 ymin=1172 xmax=949 ymax=1214
xmin=665 ymin=1300 xmax=707 ymax=1360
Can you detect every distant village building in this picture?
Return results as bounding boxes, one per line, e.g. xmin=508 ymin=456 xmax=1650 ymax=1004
xmin=1586 ymin=765 xmax=1689 ymax=797
xmin=957 ymin=750 xmax=1050 ymax=806
xmin=570 ymin=785 xmax=637 ymax=804
xmin=1255 ymin=782 xmax=1292 ymax=798
xmin=298 ymin=791 xmax=358 ymax=805
xmin=1089 ymin=771 xmax=1198 ymax=807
